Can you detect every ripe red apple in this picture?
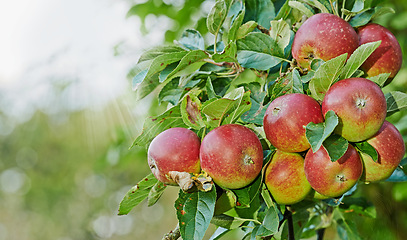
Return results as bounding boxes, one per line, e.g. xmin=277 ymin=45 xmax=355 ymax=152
xmin=360 ymin=121 xmax=406 ymax=182
xmin=292 ymin=13 xmax=359 ymax=69
xmin=148 ymin=128 xmax=201 ymax=185
xmin=304 ymin=144 xmax=363 ymax=198
xmin=263 ymin=93 xmax=324 ymax=152
xmin=200 ymin=124 xmax=263 ymax=189
xmin=322 ymin=78 xmax=387 ymax=142
xmin=358 ymin=23 xmax=403 ymax=85
xmin=264 ymin=150 xmax=312 ymax=205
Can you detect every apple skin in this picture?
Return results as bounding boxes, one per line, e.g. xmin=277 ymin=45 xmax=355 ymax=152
xmin=360 ymin=120 xmax=406 ymax=182
xmin=304 ymin=144 xmax=363 ymax=198
xmin=148 ymin=128 xmax=201 ymax=185
xmin=264 ymin=150 xmax=312 ymax=205
xmin=200 ymin=124 xmax=263 ymax=189
xmin=292 ymin=13 xmax=359 ymax=69
xmin=263 ymin=93 xmax=324 ymax=152
xmin=358 ymin=23 xmax=403 ymax=85
xmin=322 ymin=78 xmax=387 ymax=142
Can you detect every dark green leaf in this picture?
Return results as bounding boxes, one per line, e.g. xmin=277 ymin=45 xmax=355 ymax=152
xmin=323 ymin=134 xmax=349 ymax=162
xmin=334 ymin=208 xmax=362 ymax=240
xmin=385 ymin=91 xmax=407 ymax=115
xmin=179 ymin=29 xmax=205 ymax=50
xmin=207 ymin=0 xmax=228 ymax=35
xmin=354 ymin=141 xmax=378 ymax=162
xmin=340 ymin=41 xmax=381 ymax=80
xmin=244 ymin=0 xmax=275 ymax=29
xmin=232 ymin=175 xmax=262 ymax=208
xmin=288 ymin=1 xmax=314 ymax=17
xmin=241 ymin=97 xmax=269 ymax=125
xmin=237 ymin=51 xmax=283 ymax=70
xmin=118 ymin=173 xmax=158 ymax=215
xmin=237 ymin=32 xmax=284 ymax=57
xmin=158 ymin=78 xmax=183 ymax=105
xmin=306 ymin=110 xmax=339 ymax=153
xmin=211 ymin=214 xmax=251 ymax=229
xmin=349 ymin=9 xmax=375 ymax=28
xmin=274 ymin=0 xmax=292 ymax=20
xmin=147 ymin=181 xmax=167 ymax=207
xmin=175 ymin=188 xmax=217 ymax=240
xmin=385 ymin=168 xmax=407 ymax=182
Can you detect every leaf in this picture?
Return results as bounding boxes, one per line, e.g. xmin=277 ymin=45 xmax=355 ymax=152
xmin=158 ymin=77 xmax=184 ymax=105
xmin=244 ymin=0 xmax=275 ymax=29
xmin=206 ymin=76 xmax=220 ymax=99
xmin=385 ymin=91 xmax=407 ymax=115
xmin=272 ymin=69 xmax=303 ymax=98
xmin=340 ymin=41 xmax=381 ymax=80
xmin=241 ymin=96 xmax=269 ymax=125
xmin=262 ymin=206 xmax=279 ymax=233
xmin=118 ymin=173 xmax=158 ymax=215
xmin=212 ymin=42 xmax=237 ymax=63
xmin=207 ymin=0 xmax=228 ymax=35
xmin=147 ymin=181 xmax=167 ymax=207
xmin=210 ymin=214 xmax=251 ymax=229
xmin=323 ymin=134 xmax=349 ymax=162
xmin=237 ymin=32 xmax=284 ymax=57
xmin=166 ymin=50 xmax=209 ymax=81
xmin=306 ymin=110 xmax=339 ymax=153
xmin=269 ymin=19 xmax=291 ymax=50
xmin=179 ymin=29 xmax=205 ymax=50
xmin=180 ymin=93 xmax=205 ymax=130
xmin=228 ymin=9 xmax=246 ymax=41
xmin=145 ymin=51 xmax=188 ymax=81
xmin=309 ymin=53 xmax=347 ymax=101
xmin=236 ymin=21 xmax=258 ymax=40
xmin=306 ymin=0 xmax=330 ymax=13
xmin=367 ymin=72 xmax=390 ymax=87
xmin=274 ymin=0 xmax=292 ymax=20
xmin=340 ymin=197 xmax=377 ymax=218
xmin=232 ymin=175 xmax=262 ymax=208
xmin=131 ymin=106 xmax=187 ymax=148
xmin=137 ymin=45 xmax=187 ymax=63
xmin=334 ymin=208 xmax=362 ymax=240
xmin=175 ymin=188 xmax=217 ymax=240
xmin=237 ymin=51 xmax=283 ymax=70
xmin=349 ymin=8 xmax=375 ymax=28
xmin=354 ymin=141 xmax=378 ymax=162
xmin=371 ymin=6 xmax=395 ymax=20
xmin=385 ymin=168 xmax=407 ymax=182
xmin=351 ymin=0 xmax=364 ymax=12
xmin=288 ymin=1 xmax=314 ymax=18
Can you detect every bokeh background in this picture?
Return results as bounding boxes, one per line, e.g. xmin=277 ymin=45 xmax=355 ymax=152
xmin=0 ymin=0 xmax=406 ymax=239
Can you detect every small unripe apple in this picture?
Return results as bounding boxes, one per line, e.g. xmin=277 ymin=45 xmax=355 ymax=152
xmin=200 ymin=124 xmax=263 ymax=189
xmin=263 ymin=93 xmax=324 ymax=152
xmin=148 ymin=128 xmax=201 ymax=185
xmin=264 ymin=150 xmax=311 ymax=205
xmin=292 ymin=13 xmax=359 ymax=69
xmin=322 ymin=78 xmax=387 ymax=142
xmin=304 ymin=144 xmax=363 ymax=198
xmin=360 ymin=121 xmax=406 ymax=182
xmin=358 ymin=23 xmax=403 ymax=84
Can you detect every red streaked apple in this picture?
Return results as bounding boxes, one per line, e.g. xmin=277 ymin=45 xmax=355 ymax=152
xmin=322 ymin=78 xmax=387 ymax=142
xmin=304 ymin=144 xmax=363 ymax=198
xmin=200 ymin=124 xmax=263 ymax=189
xmin=360 ymin=121 xmax=406 ymax=182
xmin=148 ymin=128 xmax=201 ymax=185
xmin=292 ymin=13 xmax=359 ymax=69
xmin=264 ymin=150 xmax=312 ymax=205
xmin=358 ymin=23 xmax=403 ymax=85
xmin=263 ymin=93 xmax=324 ymax=152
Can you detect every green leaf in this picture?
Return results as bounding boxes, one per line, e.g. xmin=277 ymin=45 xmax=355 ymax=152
xmin=351 ymin=0 xmax=364 ymax=12
xmin=367 ymin=72 xmax=390 ymax=87
xmin=166 ymin=50 xmax=209 ymax=81
xmin=232 ymin=175 xmax=262 ymax=208
xmin=349 ymin=8 xmax=375 ymax=28
xmin=118 ymin=173 xmax=158 ymax=215
xmin=354 ymin=141 xmax=378 ymax=162
xmin=207 ymin=0 xmax=228 ymax=35
xmin=237 ymin=32 xmax=284 ymax=57
xmin=371 ymin=6 xmax=395 ymax=20
xmin=323 ymin=134 xmax=349 ymax=162
xmin=212 ymin=42 xmax=237 ymax=63
xmin=269 ymin=19 xmax=291 ymax=50
xmin=334 ymin=208 xmax=362 ymax=240
xmin=304 ymin=0 xmax=330 ymax=13
xmin=274 ymin=0 xmax=292 ymax=20
xmin=309 ymin=53 xmax=347 ymax=101
xmin=386 ymin=168 xmax=407 ymax=182
xmin=288 ymin=1 xmax=314 ymax=18
xmin=228 ymin=9 xmax=246 ymax=41
xmin=236 ymin=21 xmax=258 ymax=40
xmin=132 ymin=106 xmax=187 ymax=148
xmin=241 ymin=96 xmax=269 ymax=125
xmin=244 ymin=0 xmax=275 ymax=29
xmin=272 ymin=69 xmax=303 ymax=98
xmin=206 ymin=76 xmax=220 ymax=99
xmin=179 ymin=29 xmax=205 ymax=50
xmin=158 ymin=77 xmax=183 ymax=105
xmin=147 ymin=181 xmax=167 ymax=207
xmin=180 ymin=92 xmax=205 ymax=130
xmin=137 ymin=45 xmax=186 ymax=63
xmin=175 ymin=188 xmax=217 ymax=240
xmin=340 ymin=41 xmax=381 ymax=80
xmin=340 ymin=197 xmax=377 ymax=218
xmin=145 ymin=51 xmax=188 ymax=81
xmin=237 ymin=51 xmax=283 ymax=70
xmin=385 ymin=91 xmax=407 ymax=115
xmin=262 ymin=206 xmax=279 ymax=233
xmin=306 ymin=110 xmax=339 ymax=153
xmin=211 ymin=214 xmax=252 ymax=229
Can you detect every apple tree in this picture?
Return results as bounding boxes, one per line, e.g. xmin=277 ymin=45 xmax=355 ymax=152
xmin=118 ymin=0 xmax=407 ymax=239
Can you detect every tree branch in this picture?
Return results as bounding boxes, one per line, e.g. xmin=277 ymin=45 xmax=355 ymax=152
xmin=162 ymin=224 xmax=181 ymax=240
xmin=285 ymin=206 xmax=295 ymax=240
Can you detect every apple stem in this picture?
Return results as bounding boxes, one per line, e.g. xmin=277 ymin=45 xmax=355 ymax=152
xmin=285 ymin=206 xmax=295 ymax=240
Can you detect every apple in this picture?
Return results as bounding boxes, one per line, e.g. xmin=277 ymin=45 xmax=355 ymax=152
xmin=148 ymin=128 xmax=201 ymax=185
xmin=200 ymin=124 xmax=263 ymax=189
xmin=304 ymin=144 xmax=363 ymax=198
xmin=264 ymin=150 xmax=312 ymax=205
xmin=263 ymin=93 xmax=324 ymax=152
xmin=360 ymin=120 xmax=406 ymax=182
xmin=322 ymin=78 xmax=387 ymax=142
xmin=358 ymin=23 xmax=403 ymax=85
xmin=292 ymin=13 xmax=359 ymax=69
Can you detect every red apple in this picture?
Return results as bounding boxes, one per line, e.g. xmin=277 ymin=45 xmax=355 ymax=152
xmin=322 ymin=78 xmax=387 ymax=142
xmin=360 ymin=121 xmax=406 ymax=182
xmin=263 ymin=93 xmax=324 ymax=152
xmin=358 ymin=23 xmax=403 ymax=84
xmin=292 ymin=13 xmax=359 ymax=69
xmin=304 ymin=144 xmax=363 ymax=198
xmin=200 ymin=124 xmax=263 ymax=189
xmin=148 ymin=128 xmax=201 ymax=185
xmin=264 ymin=150 xmax=312 ymax=205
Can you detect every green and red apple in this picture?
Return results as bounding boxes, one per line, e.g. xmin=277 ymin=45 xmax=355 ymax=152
xmin=322 ymin=78 xmax=387 ymax=142
xmin=200 ymin=124 xmax=263 ymax=189
xmin=263 ymin=93 xmax=324 ymax=152
xmin=292 ymin=13 xmax=359 ymax=69
xmin=265 ymin=150 xmax=312 ymax=205
xmin=148 ymin=127 xmax=201 ymax=185
xmin=304 ymin=144 xmax=363 ymax=198
xmin=360 ymin=120 xmax=406 ymax=182
xmin=358 ymin=23 xmax=403 ymax=85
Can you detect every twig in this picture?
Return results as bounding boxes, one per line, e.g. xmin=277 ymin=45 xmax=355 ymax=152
xmin=162 ymin=224 xmax=181 ymax=240
xmin=285 ymin=206 xmax=295 ymax=240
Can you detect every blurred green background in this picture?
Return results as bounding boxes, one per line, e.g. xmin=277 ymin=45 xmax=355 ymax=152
xmin=0 ymin=0 xmax=406 ymax=239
